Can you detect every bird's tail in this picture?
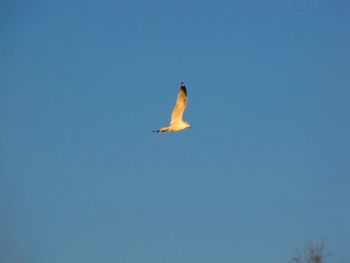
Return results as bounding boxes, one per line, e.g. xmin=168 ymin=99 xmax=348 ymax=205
xmin=152 ymin=129 xmax=160 ymax=133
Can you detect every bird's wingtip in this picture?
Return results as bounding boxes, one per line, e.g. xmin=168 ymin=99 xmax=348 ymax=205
xmin=180 ymin=82 xmax=187 ymax=95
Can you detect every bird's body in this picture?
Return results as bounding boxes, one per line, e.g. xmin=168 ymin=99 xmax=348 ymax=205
xmin=158 ymin=120 xmax=190 ymax=133
xmin=154 ymin=82 xmax=191 ymax=133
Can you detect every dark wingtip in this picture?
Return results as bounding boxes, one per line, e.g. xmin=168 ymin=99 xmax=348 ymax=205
xmin=180 ymin=82 xmax=187 ymax=95
xmin=152 ymin=130 xmax=160 ymax=133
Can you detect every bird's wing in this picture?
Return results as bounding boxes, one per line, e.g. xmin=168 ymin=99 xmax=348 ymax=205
xmin=170 ymin=83 xmax=187 ymax=124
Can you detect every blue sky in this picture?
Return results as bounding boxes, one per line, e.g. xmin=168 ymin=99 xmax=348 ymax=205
xmin=1 ymin=0 xmax=350 ymax=262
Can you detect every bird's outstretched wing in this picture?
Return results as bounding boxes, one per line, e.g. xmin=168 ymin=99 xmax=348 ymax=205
xmin=170 ymin=83 xmax=187 ymax=125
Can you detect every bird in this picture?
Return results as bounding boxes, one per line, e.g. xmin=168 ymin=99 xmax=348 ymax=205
xmin=153 ymin=82 xmax=191 ymax=133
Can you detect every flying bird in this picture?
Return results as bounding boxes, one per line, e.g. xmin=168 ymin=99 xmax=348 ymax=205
xmin=153 ymin=82 xmax=191 ymax=133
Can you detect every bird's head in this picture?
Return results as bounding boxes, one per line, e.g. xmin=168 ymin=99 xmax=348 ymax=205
xmin=184 ymin=121 xmax=191 ymax=129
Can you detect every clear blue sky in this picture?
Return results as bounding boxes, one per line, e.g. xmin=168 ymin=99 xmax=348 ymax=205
xmin=1 ymin=0 xmax=350 ymax=262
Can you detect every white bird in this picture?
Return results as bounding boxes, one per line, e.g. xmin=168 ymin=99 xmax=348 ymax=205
xmin=154 ymin=82 xmax=191 ymax=133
